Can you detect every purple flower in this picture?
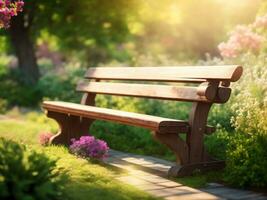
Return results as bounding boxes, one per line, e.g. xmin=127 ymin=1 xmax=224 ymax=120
xmin=69 ymin=136 xmax=109 ymax=160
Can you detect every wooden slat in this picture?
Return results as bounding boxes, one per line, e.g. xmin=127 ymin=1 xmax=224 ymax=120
xmin=85 ymin=65 xmax=243 ymax=82
xmin=42 ymin=101 xmax=188 ymax=133
xmin=76 ymin=81 xmax=215 ymax=102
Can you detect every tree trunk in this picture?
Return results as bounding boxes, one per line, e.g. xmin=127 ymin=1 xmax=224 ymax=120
xmin=9 ymin=13 xmax=39 ymax=85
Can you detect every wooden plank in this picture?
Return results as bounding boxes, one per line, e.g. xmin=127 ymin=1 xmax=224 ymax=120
xmin=85 ymin=65 xmax=243 ymax=82
xmin=42 ymin=101 xmax=188 ymax=133
xmin=76 ymin=81 xmax=215 ymax=102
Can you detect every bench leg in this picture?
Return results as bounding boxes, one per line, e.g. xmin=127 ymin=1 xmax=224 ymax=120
xmin=167 ymin=102 xmax=225 ymax=177
xmin=47 ymin=111 xmax=94 ymax=146
xmin=152 ymin=132 xmax=224 ymax=177
xmin=153 ymin=131 xmax=189 ymax=165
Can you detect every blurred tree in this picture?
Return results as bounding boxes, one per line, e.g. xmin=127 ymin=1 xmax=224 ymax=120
xmin=7 ymin=0 xmax=137 ymax=84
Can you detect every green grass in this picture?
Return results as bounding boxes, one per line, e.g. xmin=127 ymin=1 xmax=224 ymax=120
xmin=0 ymin=117 xmax=159 ymax=200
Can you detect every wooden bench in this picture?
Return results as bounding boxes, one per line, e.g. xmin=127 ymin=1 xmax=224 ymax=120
xmin=42 ymin=65 xmax=243 ymax=177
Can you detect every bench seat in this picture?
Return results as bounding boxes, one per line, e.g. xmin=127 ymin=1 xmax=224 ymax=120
xmin=43 ymin=101 xmax=189 ymax=134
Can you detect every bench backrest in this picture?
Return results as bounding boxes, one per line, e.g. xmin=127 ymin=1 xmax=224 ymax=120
xmin=76 ymin=65 xmax=243 ymax=104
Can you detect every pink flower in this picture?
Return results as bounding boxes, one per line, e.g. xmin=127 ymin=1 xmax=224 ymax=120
xmin=218 ymin=25 xmax=264 ymax=58
xmin=16 ymin=1 xmax=24 ymax=12
xmin=0 ymin=0 xmax=24 ymax=29
xmin=39 ymin=132 xmax=53 ymax=146
xmin=4 ymin=0 xmax=10 ymax=6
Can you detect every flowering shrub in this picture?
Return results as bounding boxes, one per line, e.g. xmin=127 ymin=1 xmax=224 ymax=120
xmin=39 ymin=132 xmax=53 ymax=146
xmin=216 ymin=13 xmax=267 ymax=58
xmin=0 ymin=0 xmax=24 ymax=29
xmin=218 ymin=25 xmax=264 ymax=58
xmin=213 ymin=10 xmax=267 ymax=187
xmin=224 ymin=132 xmax=267 ymax=187
xmin=70 ymin=136 xmax=109 ymax=160
xmin=230 ymin=53 xmax=267 ymax=134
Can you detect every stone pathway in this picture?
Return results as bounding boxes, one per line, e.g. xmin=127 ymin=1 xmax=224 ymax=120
xmin=104 ymin=150 xmax=267 ymax=200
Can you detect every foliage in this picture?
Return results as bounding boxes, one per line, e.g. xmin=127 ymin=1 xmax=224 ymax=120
xmin=70 ymin=136 xmax=109 ymax=160
xmin=0 ymin=62 xmax=85 ymax=108
xmin=0 ymin=98 xmax=7 ymax=113
xmin=224 ymin=132 xmax=267 ymax=187
xmin=37 ymin=70 xmax=82 ymax=103
xmin=230 ymin=55 xmax=267 ymax=134
xmin=39 ymin=132 xmax=53 ymax=146
xmin=205 ymin=130 xmax=231 ymax=160
xmin=208 ymin=104 xmax=234 ymax=132
xmin=0 ymin=137 xmax=63 ymax=200
xmin=0 ymin=0 xmax=24 ymax=29
xmin=223 ymin=54 xmax=267 ymax=188
xmin=0 ymin=68 xmax=42 ymax=107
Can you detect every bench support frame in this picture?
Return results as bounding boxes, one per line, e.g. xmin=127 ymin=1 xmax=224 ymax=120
xmin=49 ymin=93 xmax=96 ymax=145
xmin=48 ymin=111 xmax=94 ymax=145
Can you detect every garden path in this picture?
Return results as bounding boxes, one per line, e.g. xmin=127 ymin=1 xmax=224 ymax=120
xmin=104 ymin=150 xmax=267 ymax=200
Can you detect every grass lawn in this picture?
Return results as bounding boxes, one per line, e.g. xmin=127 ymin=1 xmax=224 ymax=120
xmin=0 ymin=116 xmax=159 ymax=200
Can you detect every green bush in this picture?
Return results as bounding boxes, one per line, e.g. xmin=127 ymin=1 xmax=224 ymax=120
xmin=0 ymin=138 xmax=63 ymax=200
xmin=37 ymin=71 xmax=82 ymax=103
xmin=208 ymin=103 xmax=234 ymax=132
xmin=223 ymin=59 xmax=267 ymax=187
xmin=0 ymin=62 xmax=85 ymax=107
xmin=0 ymin=69 xmax=42 ymax=107
xmin=205 ymin=130 xmax=231 ymax=160
xmin=224 ymin=132 xmax=267 ymax=187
